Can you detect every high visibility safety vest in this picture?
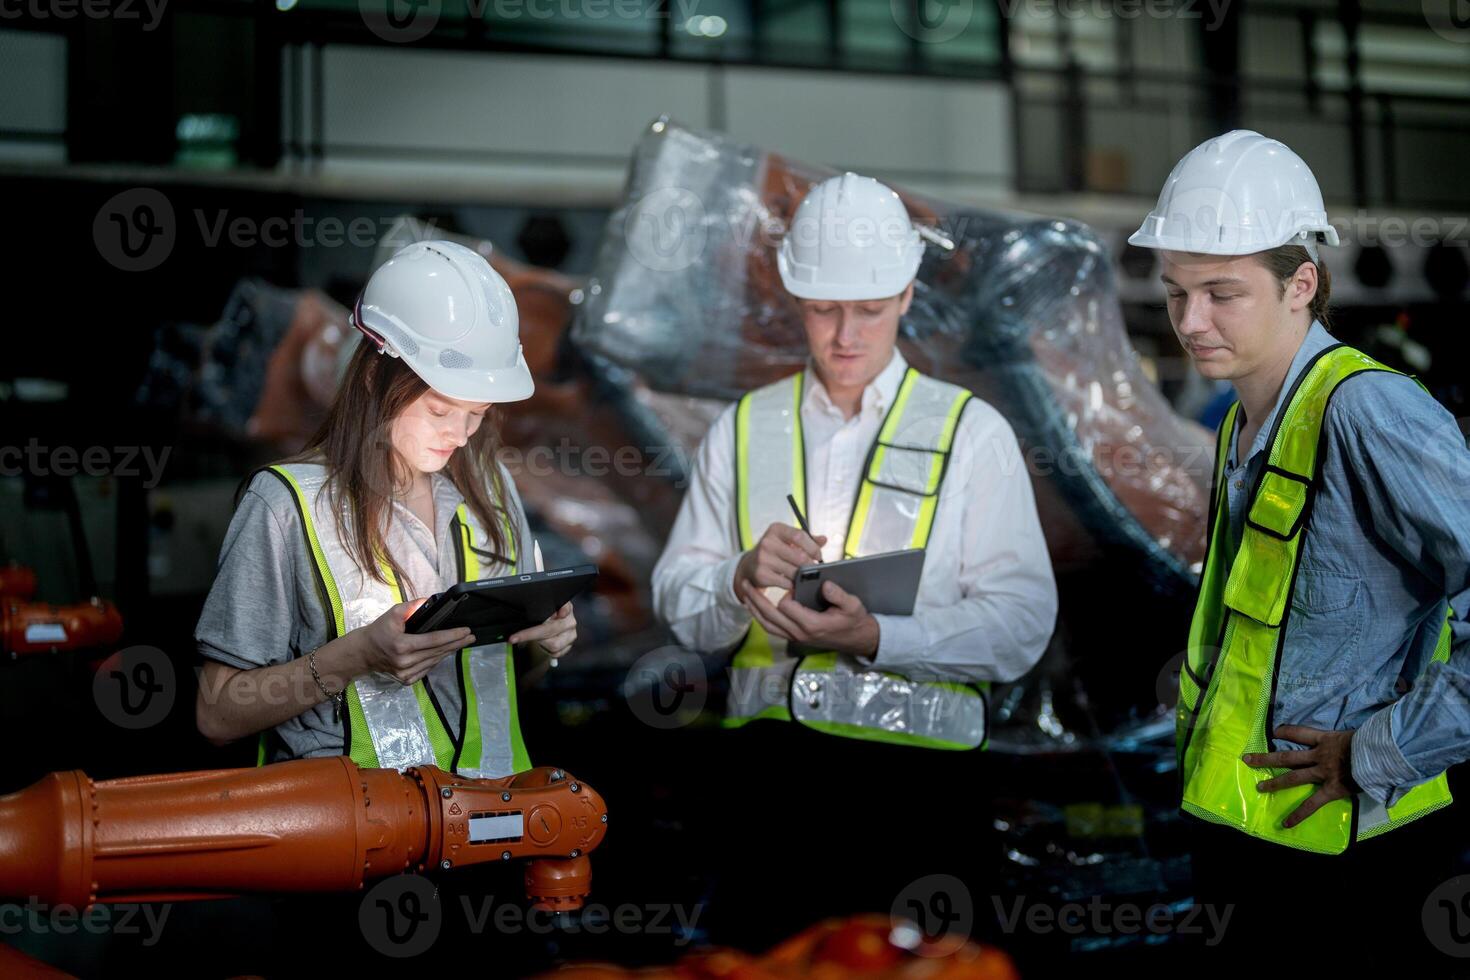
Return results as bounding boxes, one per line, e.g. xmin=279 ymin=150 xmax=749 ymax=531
xmin=1179 ymin=344 xmax=1454 ymax=854
xmin=263 ymin=462 xmax=532 ymax=777
xmin=725 ymin=366 xmax=990 ymax=750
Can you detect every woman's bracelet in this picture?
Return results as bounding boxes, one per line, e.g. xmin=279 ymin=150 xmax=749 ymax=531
xmin=307 ymin=649 xmax=346 ymax=723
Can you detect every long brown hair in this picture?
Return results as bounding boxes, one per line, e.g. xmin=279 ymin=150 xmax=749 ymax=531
xmin=281 ymin=339 xmax=517 ymax=598
xmin=1256 ymin=244 xmax=1333 ymax=330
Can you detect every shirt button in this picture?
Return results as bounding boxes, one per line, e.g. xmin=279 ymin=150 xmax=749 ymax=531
xmin=1234 ymin=480 xmax=1244 ymax=490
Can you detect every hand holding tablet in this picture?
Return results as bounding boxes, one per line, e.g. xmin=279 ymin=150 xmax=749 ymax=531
xmin=790 ymin=548 xmax=925 ymax=615
xmin=404 ymin=564 xmax=597 ymax=643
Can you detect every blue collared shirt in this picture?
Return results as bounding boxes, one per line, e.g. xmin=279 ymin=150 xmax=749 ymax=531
xmin=1221 ymin=322 xmax=1470 ymax=808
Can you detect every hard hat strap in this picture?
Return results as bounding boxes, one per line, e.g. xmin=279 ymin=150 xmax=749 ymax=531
xmin=350 ymin=294 xmax=391 ymax=356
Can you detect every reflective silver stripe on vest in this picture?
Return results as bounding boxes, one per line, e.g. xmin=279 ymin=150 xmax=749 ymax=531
xmin=1358 ymin=796 xmax=1391 ymax=835
xmin=739 ymin=374 xmax=803 ymax=558
xmin=458 ymin=649 xmax=515 ymax=779
xmin=731 ymin=371 xmax=986 ymax=748
xmin=789 ymin=670 xmax=985 ymax=746
xmin=277 ymin=462 xmax=519 ymax=774
xmin=725 ymin=661 xmax=797 ymax=720
xmin=454 ymin=506 xmax=520 ymax=779
xmin=736 ymin=373 xmax=802 ymax=671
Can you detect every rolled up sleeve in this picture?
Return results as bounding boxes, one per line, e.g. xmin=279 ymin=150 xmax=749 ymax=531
xmin=1339 ymin=384 xmax=1470 ymax=806
xmin=194 ymin=476 xmax=313 ymax=672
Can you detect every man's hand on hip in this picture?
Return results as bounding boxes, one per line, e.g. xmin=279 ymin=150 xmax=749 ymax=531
xmin=1243 ymin=725 xmax=1360 ymax=829
xmin=738 ymin=578 xmax=879 ymax=659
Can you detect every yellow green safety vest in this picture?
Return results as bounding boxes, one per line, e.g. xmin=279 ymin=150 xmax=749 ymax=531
xmin=725 ymin=366 xmax=990 ymax=750
xmin=1178 ymin=344 xmax=1454 ymax=854
xmin=261 ymin=462 xmax=531 ymax=777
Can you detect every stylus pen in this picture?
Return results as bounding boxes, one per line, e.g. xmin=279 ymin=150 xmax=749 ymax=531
xmin=786 ymin=494 xmax=823 ymax=564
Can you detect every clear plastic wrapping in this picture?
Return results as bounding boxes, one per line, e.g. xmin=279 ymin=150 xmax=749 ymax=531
xmin=573 ymin=118 xmax=1212 ymax=593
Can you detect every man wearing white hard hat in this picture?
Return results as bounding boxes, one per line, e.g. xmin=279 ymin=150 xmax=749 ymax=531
xmin=653 ymin=172 xmax=1055 ymax=943
xmin=195 ymin=240 xmax=576 ymax=773
xmin=1132 ymin=131 xmax=1470 ymax=964
xmin=654 ymin=172 xmax=1057 ymax=751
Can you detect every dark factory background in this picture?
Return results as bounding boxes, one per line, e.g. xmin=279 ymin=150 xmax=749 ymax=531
xmin=1 ymin=1 xmax=1467 ymax=976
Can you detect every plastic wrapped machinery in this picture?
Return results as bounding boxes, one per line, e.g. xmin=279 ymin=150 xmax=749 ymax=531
xmin=573 ymin=118 xmax=1212 ymax=596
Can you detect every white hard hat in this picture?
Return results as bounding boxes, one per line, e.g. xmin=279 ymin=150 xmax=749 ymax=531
xmin=777 ymin=173 xmax=924 ymax=301
xmin=1129 ymin=130 xmax=1340 ymax=259
xmin=352 ymin=240 xmax=534 ymax=403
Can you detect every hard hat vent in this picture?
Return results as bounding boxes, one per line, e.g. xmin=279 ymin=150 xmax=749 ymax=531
xmin=378 ymin=321 xmax=420 ymax=357
xmin=438 ymin=348 xmax=473 ymax=370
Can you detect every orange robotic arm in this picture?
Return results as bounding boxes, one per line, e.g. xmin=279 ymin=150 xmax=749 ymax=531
xmin=0 ymin=758 xmax=607 ymax=911
xmin=0 ymin=563 xmax=125 ymax=657
xmin=3 ymin=596 xmax=123 ymax=658
xmin=0 ymin=564 xmax=39 ymax=599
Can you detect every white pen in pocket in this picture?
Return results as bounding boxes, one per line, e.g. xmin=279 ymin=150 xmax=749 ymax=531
xmin=533 ymin=539 xmax=557 ymax=669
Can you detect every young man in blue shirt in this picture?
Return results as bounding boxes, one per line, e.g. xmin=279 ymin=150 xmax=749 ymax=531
xmin=1132 ymin=130 xmax=1470 ymax=967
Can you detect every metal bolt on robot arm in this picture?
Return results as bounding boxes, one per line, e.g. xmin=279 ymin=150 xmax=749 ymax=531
xmin=0 ymin=757 xmax=608 ymax=910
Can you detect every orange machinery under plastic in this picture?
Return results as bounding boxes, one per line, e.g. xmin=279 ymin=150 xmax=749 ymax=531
xmin=0 ymin=757 xmax=608 ymax=911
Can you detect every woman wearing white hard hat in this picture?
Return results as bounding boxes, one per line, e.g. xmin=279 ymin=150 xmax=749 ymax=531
xmin=194 ymin=240 xmax=575 ymax=774
xmin=1134 ymin=131 xmax=1470 ymax=967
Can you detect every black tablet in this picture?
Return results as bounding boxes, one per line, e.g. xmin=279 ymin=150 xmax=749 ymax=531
xmin=403 ymin=564 xmax=598 ymax=641
xmin=791 ymin=549 xmax=925 ymax=615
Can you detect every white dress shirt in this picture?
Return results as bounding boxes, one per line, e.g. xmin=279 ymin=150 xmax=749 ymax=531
xmin=651 ymin=350 xmax=1058 ymax=685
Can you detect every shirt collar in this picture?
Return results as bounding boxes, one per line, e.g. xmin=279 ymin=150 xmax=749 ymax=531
xmin=1235 ymin=320 xmax=1335 ymax=466
xmin=389 ymin=470 xmax=465 ymax=536
xmin=433 ymin=469 xmax=469 ymax=525
xmin=803 ymin=348 xmax=909 ymax=421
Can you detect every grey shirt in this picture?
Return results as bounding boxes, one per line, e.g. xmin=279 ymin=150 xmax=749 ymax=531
xmin=195 ymin=463 xmax=532 ymax=762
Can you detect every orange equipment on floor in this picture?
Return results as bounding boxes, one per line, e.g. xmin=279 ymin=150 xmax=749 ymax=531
xmin=0 ymin=758 xmax=608 ymax=911
xmin=544 ymin=914 xmax=1019 ymax=979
